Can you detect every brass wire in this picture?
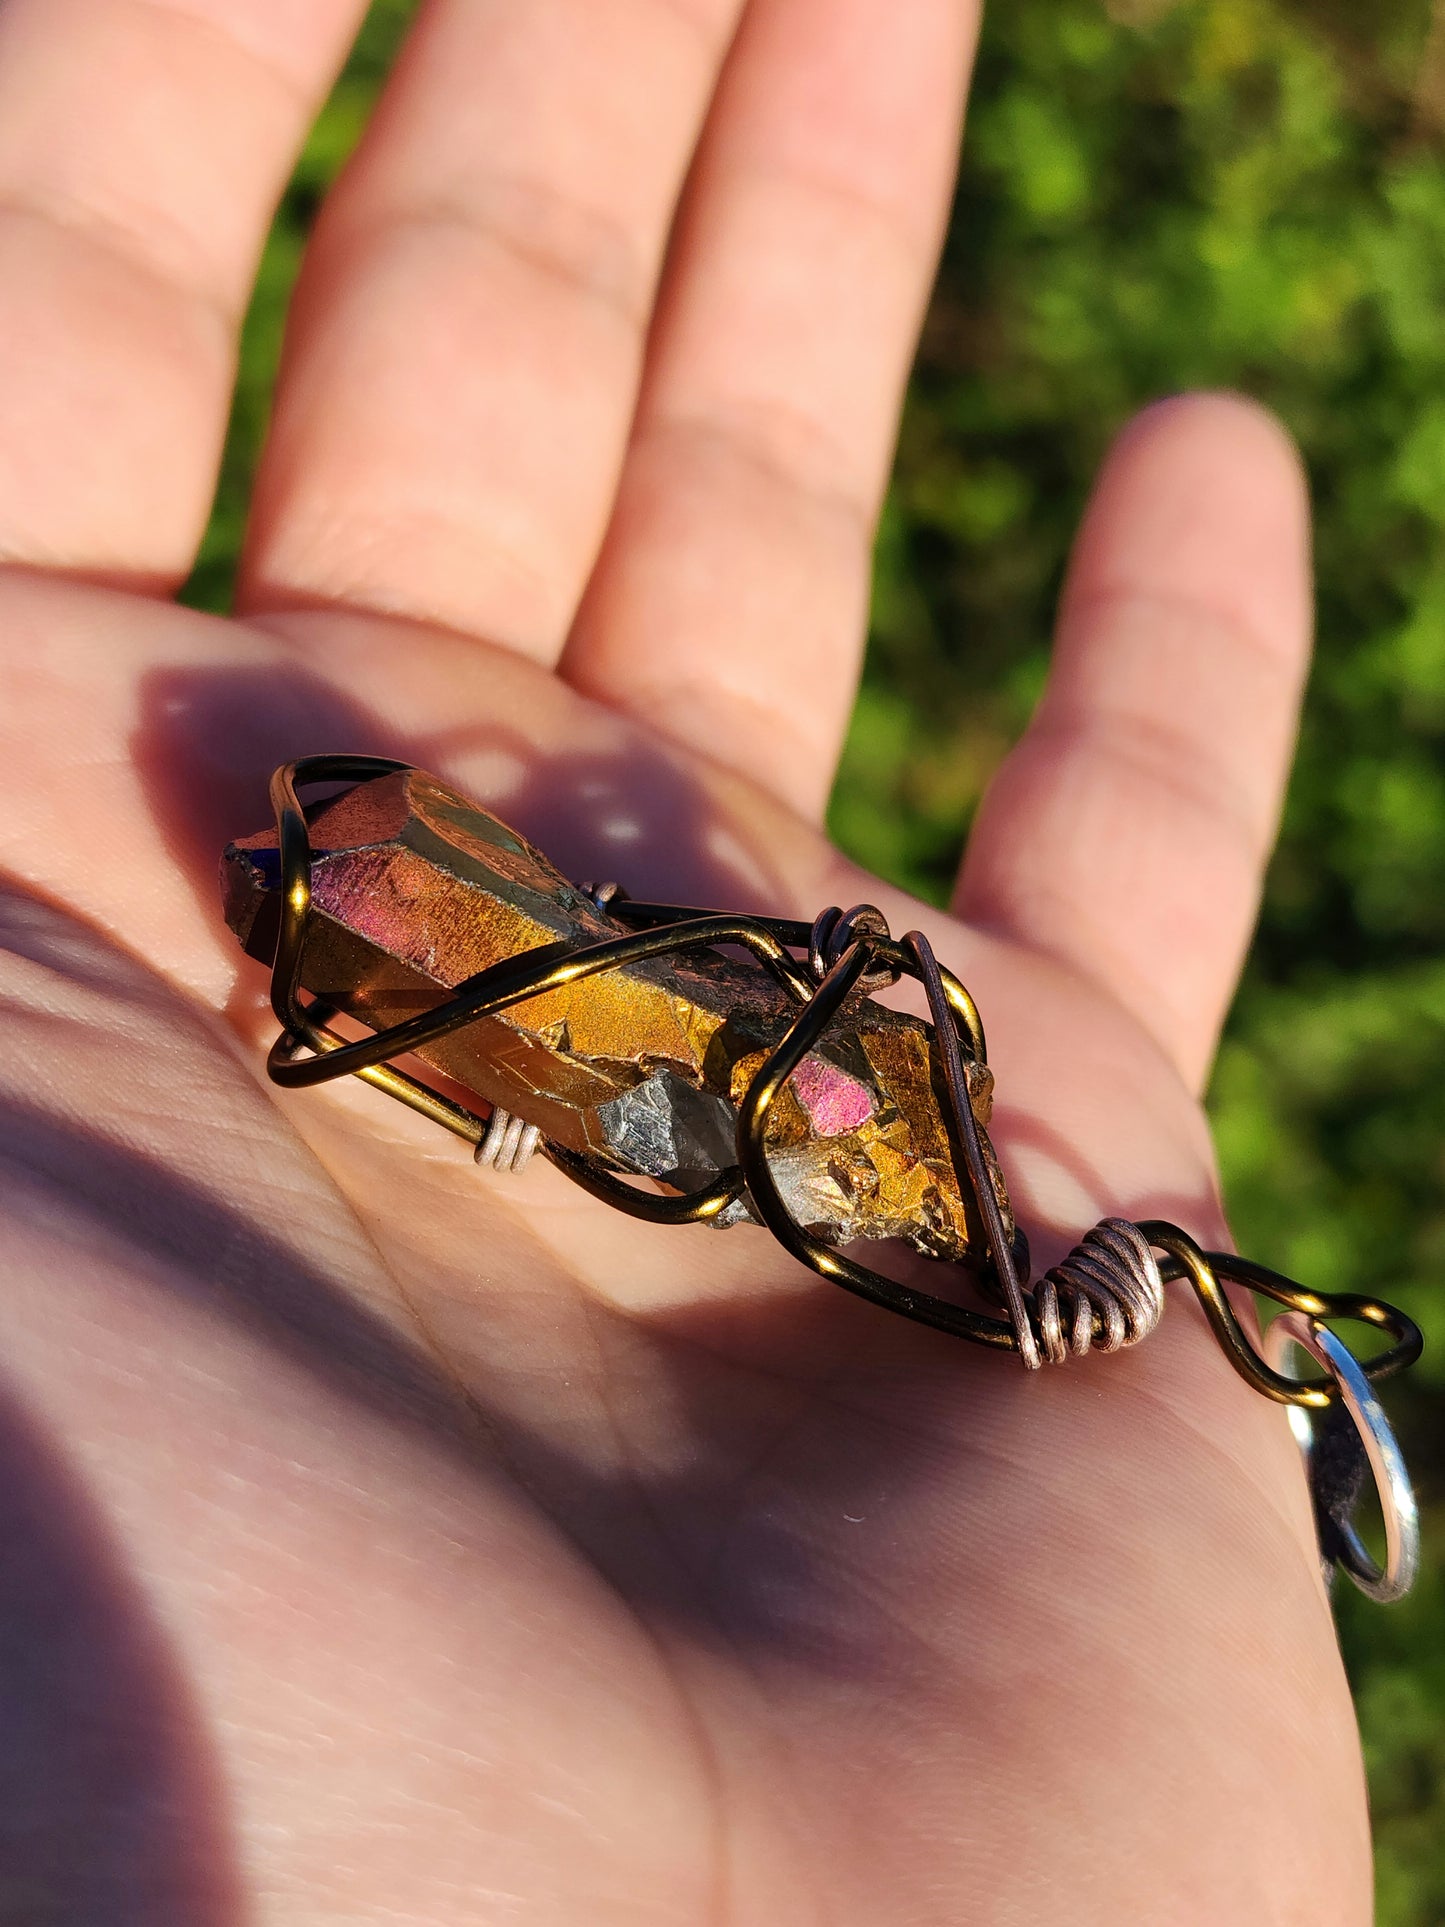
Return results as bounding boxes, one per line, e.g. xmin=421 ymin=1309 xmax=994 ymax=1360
xmin=259 ymin=757 xmax=1421 ymax=1404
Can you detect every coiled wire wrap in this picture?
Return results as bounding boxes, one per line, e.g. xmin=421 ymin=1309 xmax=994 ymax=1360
xmin=259 ymin=756 xmax=1422 ymax=1408
xmin=1034 ymin=1218 xmax=1166 ymax=1366
xmin=474 ymin=1107 xmax=541 ymax=1175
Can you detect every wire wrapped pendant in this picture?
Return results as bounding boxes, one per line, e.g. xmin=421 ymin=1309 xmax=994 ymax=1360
xmin=224 ymin=755 xmax=1425 ymax=1600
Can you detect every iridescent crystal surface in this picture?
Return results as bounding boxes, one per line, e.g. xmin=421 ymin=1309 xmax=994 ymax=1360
xmin=222 ymin=768 xmax=1011 ymax=1259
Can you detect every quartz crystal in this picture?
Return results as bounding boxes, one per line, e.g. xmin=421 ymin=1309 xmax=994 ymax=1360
xmin=223 ymin=767 xmax=1011 ymax=1260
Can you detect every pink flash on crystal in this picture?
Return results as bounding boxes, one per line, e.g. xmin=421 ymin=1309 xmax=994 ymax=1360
xmin=789 ymin=1053 xmax=875 ymax=1136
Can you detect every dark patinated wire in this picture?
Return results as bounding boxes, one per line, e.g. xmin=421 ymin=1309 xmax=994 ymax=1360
xmin=1148 ymin=1227 xmax=1422 ymax=1407
xmin=260 ymin=756 xmax=1422 ymax=1406
xmin=902 ymin=929 xmax=1036 ymax=1364
xmin=733 ymin=936 xmax=1022 ymax=1350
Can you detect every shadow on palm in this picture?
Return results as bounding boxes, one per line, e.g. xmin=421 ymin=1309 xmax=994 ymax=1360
xmin=0 ymin=1362 xmax=240 ymax=1924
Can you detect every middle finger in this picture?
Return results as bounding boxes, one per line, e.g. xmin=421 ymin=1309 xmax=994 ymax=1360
xmin=241 ymin=0 xmax=745 ymax=659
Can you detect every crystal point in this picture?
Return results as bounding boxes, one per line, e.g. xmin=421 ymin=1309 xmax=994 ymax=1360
xmin=222 ymin=768 xmax=1010 ymax=1260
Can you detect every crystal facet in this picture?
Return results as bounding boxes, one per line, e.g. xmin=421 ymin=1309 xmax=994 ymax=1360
xmin=222 ymin=768 xmax=1011 ymax=1259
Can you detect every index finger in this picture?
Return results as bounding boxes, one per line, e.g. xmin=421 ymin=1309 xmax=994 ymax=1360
xmin=0 ymin=0 xmax=366 ymax=587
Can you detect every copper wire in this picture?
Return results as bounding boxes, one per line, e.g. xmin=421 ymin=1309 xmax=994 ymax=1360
xmin=1034 ymin=1219 xmax=1166 ymax=1365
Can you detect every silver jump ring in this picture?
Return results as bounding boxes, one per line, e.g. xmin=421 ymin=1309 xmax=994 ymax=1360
xmin=1265 ymin=1310 xmax=1419 ymax=1603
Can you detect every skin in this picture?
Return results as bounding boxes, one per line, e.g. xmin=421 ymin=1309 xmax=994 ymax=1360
xmin=0 ymin=2 xmax=1369 ymax=1922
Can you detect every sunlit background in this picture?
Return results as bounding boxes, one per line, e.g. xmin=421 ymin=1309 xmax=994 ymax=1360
xmin=189 ymin=3 xmax=1445 ymax=1916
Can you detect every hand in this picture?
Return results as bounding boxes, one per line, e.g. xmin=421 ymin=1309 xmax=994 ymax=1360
xmin=0 ymin=2 xmax=1360 ymax=1920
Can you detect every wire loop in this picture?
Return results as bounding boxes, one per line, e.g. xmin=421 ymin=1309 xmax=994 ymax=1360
xmin=809 ymin=904 xmax=898 ymax=992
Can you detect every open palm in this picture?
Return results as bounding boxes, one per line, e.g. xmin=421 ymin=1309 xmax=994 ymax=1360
xmin=0 ymin=2 xmax=1365 ymax=1921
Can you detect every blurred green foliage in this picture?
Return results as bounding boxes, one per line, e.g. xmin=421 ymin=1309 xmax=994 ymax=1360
xmin=192 ymin=0 xmax=1445 ymax=1915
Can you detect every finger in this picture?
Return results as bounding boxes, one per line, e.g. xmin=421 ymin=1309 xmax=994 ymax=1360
xmin=0 ymin=0 xmax=367 ymax=587
xmin=241 ymin=0 xmax=746 ymax=657
xmin=561 ymin=0 xmax=977 ymax=820
xmin=955 ymin=393 xmax=1312 ymax=1092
